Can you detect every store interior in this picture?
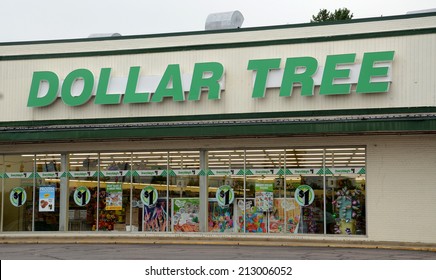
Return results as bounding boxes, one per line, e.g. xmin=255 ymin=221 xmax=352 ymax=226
xmin=1 ymin=148 xmax=366 ymax=235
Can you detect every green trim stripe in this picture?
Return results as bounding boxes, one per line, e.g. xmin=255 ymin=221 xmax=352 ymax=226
xmin=2 ymin=106 xmax=436 ymax=128
xmin=2 ymin=116 xmax=436 ymax=143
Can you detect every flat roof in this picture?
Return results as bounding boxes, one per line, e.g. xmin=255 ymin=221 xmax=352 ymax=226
xmin=0 ymin=11 xmax=435 ymax=46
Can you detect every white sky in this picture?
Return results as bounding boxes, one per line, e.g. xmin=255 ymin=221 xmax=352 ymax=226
xmin=0 ymin=0 xmax=435 ymax=42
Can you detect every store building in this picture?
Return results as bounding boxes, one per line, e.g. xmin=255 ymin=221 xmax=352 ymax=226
xmin=0 ymin=12 xmax=435 ymax=244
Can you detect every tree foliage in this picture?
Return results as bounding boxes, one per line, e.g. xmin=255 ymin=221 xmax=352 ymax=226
xmin=311 ymin=8 xmax=353 ymax=22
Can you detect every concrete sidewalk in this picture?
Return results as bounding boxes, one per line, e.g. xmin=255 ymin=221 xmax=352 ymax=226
xmin=1 ymin=232 xmax=435 ymax=252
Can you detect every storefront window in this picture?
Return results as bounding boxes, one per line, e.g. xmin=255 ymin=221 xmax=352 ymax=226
xmin=1 ymin=146 xmax=366 ymax=235
xmin=132 ymin=151 xmax=169 ymax=232
xmin=244 ymin=149 xmax=285 ymax=233
xmin=34 ymin=154 xmax=61 ymax=231
xmin=98 ymin=152 xmax=131 ymax=231
xmin=207 ymin=150 xmax=245 ymax=233
xmin=68 ymin=153 xmax=99 ymax=231
xmin=286 ymin=148 xmax=325 ymax=234
xmin=325 ymin=148 xmax=366 ymax=235
xmin=0 ymin=155 xmax=3 ymax=230
xmin=169 ymin=151 xmax=200 ymax=232
xmin=3 ymin=154 xmax=35 ymax=231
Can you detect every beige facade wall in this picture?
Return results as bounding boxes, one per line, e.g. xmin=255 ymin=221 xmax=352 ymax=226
xmin=366 ymin=135 xmax=436 ymax=243
xmin=0 ymin=15 xmax=435 ymax=123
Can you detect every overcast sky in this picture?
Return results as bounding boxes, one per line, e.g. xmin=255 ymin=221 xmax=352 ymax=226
xmin=0 ymin=0 xmax=435 ymax=42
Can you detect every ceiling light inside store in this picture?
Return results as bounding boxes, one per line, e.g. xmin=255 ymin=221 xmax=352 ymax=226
xmin=210 ymin=154 xmax=241 ymax=157
xmin=35 ymin=158 xmax=60 ymax=161
xmin=326 ymin=148 xmax=359 ymax=151
xmin=289 ymin=153 xmax=323 ymax=156
xmin=294 ymin=149 xmax=324 ymax=152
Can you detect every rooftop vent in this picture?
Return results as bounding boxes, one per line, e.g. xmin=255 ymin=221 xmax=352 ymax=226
xmin=406 ymin=8 xmax=436 ymax=14
xmin=88 ymin=33 xmax=122 ymax=38
xmin=205 ymin=11 xmax=244 ymax=30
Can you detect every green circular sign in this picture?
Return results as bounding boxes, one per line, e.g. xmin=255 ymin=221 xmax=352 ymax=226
xmin=141 ymin=186 xmax=158 ymax=207
xmin=216 ymin=185 xmax=235 ymax=207
xmin=10 ymin=187 xmax=27 ymax=207
xmin=295 ymin=185 xmax=315 ymax=207
xmin=73 ymin=186 xmax=91 ymax=206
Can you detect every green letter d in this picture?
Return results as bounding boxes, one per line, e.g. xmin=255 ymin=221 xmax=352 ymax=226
xmin=27 ymin=71 xmax=59 ymax=107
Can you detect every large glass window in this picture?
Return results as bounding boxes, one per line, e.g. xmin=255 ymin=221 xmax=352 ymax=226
xmin=244 ymin=149 xmax=286 ymax=233
xmin=325 ymin=148 xmax=366 ymax=235
xmin=1 ymin=146 xmax=366 ymax=235
xmin=132 ymin=151 xmax=169 ymax=232
xmin=205 ymin=147 xmax=366 ymax=235
xmin=286 ymin=149 xmax=325 ymax=234
xmin=0 ymin=155 xmax=3 ymax=230
xmin=169 ymin=151 xmax=200 ymax=232
xmin=207 ymin=150 xmax=244 ymax=232
xmin=3 ymin=154 xmax=35 ymax=231
xmin=98 ymin=152 xmax=131 ymax=231
xmin=68 ymin=153 xmax=99 ymax=231
xmin=34 ymin=154 xmax=61 ymax=231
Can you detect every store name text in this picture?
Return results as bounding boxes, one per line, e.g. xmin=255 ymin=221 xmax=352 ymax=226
xmin=27 ymin=51 xmax=394 ymax=107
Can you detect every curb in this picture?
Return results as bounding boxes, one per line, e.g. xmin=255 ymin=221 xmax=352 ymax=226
xmin=1 ymin=233 xmax=435 ymax=252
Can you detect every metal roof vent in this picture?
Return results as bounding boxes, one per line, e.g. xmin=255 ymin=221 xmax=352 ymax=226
xmin=87 ymin=33 xmax=122 ymax=38
xmin=406 ymin=8 xmax=436 ymax=14
xmin=205 ymin=11 xmax=244 ymax=30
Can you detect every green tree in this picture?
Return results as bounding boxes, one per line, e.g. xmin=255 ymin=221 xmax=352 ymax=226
xmin=311 ymin=8 xmax=353 ymax=22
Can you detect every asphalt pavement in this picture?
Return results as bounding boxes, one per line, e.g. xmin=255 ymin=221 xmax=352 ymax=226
xmin=1 ymin=243 xmax=436 ymax=260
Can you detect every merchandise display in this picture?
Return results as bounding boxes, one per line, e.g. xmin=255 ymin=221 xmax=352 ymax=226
xmin=143 ymin=200 xmax=168 ymax=232
xmin=236 ymin=199 xmax=267 ymax=233
xmin=332 ymin=184 xmax=364 ymax=235
xmin=172 ymin=198 xmax=200 ymax=232
xmin=269 ymin=198 xmax=300 ymax=233
xmin=208 ymin=199 xmax=234 ymax=232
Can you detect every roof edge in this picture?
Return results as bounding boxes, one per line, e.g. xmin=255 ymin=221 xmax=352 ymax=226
xmin=1 ymin=11 xmax=435 ymax=46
